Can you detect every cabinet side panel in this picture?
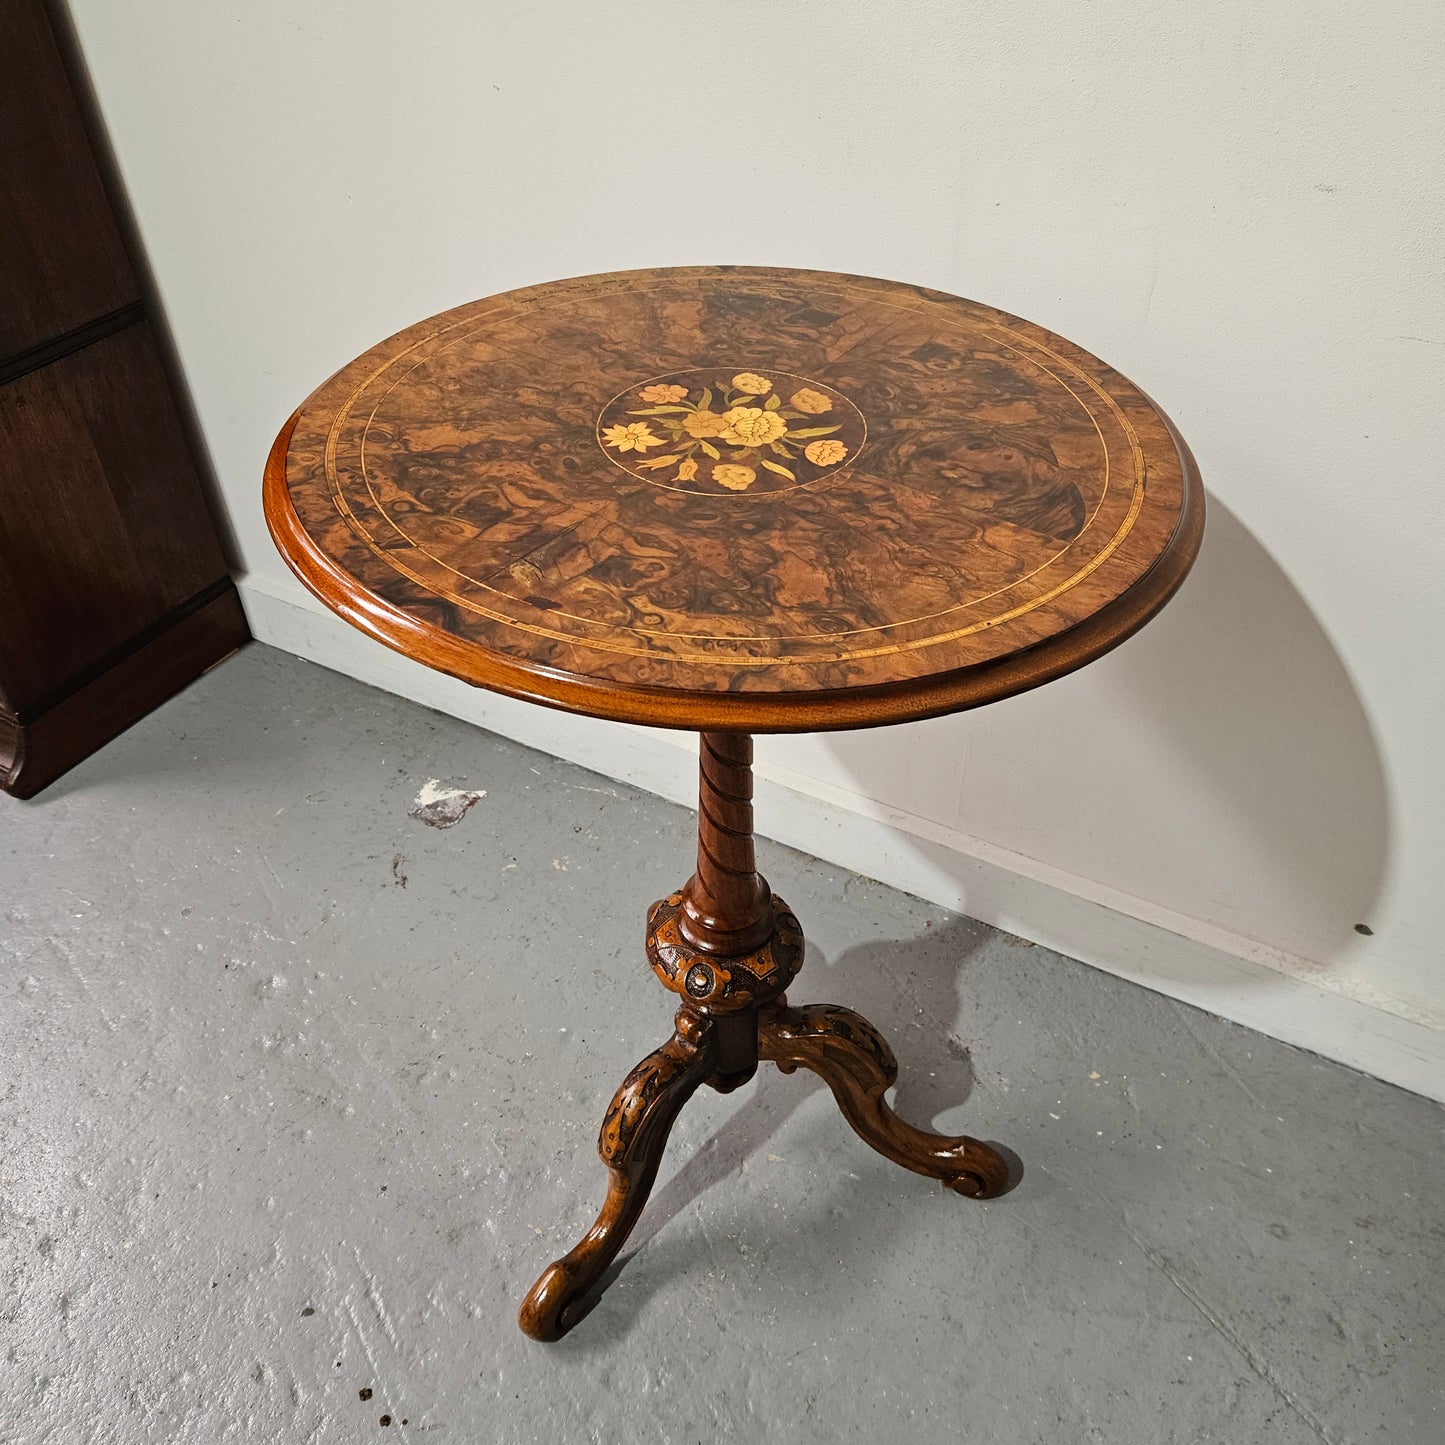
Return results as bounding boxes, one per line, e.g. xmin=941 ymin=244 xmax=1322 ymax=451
xmin=0 ymin=0 xmax=138 ymax=361
xmin=0 ymin=323 xmax=229 ymax=707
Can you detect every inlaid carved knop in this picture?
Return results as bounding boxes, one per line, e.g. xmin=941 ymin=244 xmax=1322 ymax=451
xmin=647 ymin=889 xmax=803 ymax=1011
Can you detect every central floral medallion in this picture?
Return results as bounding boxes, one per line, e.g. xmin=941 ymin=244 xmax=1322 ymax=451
xmin=596 ymin=369 xmax=865 ymax=495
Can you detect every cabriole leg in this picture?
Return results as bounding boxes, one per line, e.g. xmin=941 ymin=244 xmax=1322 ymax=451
xmin=759 ymin=1001 xmax=1008 ymax=1199
xmin=518 ymin=1009 xmax=716 ymax=1341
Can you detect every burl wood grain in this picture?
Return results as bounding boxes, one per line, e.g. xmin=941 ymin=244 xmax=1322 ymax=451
xmin=265 ymin=267 xmax=1202 ymax=732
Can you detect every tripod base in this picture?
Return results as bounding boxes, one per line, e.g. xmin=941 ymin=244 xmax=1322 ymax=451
xmin=518 ymin=891 xmax=1009 ymax=1342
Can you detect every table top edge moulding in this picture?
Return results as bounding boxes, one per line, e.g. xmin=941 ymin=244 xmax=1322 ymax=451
xmin=262 ymin=265 xmax=1204 ymax=734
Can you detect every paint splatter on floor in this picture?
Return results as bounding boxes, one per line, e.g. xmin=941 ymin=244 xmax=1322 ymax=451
xmin=408 ymin=779 xmax=486 ymax=828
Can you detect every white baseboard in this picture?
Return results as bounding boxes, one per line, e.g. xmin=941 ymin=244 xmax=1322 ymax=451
xmin=238 ymin=577 xmax=1444 ymax=1102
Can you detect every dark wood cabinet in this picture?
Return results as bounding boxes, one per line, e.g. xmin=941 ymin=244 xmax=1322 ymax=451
xmin=1 ymin=0 xmax=247 ymax=798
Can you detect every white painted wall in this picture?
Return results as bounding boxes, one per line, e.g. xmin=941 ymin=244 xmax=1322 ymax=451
xmin=59 ymin=1 xmax=1444 ymax=1096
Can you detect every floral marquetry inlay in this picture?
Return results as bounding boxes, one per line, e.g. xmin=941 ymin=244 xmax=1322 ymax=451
xmin=598 ymin=370 xmax=867 ymax=495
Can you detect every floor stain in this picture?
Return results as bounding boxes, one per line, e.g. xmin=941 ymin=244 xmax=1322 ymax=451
xmin=408 ymin=779 xmax=486 ymax=829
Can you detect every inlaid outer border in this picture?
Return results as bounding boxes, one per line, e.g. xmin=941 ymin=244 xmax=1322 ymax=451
xmin=264 ymin=418 xmax=1202 ymax=733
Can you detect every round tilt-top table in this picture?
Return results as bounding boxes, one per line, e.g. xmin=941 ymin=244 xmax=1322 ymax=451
xmin=263 ymin=265 xmax=1203 ymax=1341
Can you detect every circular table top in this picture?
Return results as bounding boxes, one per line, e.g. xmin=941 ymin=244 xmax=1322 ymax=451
xmin=264 ymin=266 xmax=1203 ymax=732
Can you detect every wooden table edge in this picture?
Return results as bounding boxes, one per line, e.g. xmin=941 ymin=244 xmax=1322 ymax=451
xmin=263 ymin=408 xmax=1205 ymax=734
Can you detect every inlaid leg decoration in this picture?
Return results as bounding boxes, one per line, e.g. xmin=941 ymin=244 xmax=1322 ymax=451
xmin=759 ymin=1002 xmax=1009 ymax=1200
xmin=517 ymin=1010 xmax=716 ymax=1342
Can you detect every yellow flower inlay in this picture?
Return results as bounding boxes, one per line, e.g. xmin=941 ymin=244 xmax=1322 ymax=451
xmin=683 ymin=409 xmax=730 ymax=439
xmin=713 ymin=464 xmax=757 ymax=491
xmin=599 ymin=367 xmax=857 ymax=490
xmin=602 ymin=421 xmax=664 ymax=453
xmin=789 ymin=388 xmax=832 ymax=415
xmin=804 ymin=438 xmax=848 ymax=467
xmin=639 ymin=383 xmax=688 ymax=404
xmin=719 ymin=407 xmax=788 ymax=448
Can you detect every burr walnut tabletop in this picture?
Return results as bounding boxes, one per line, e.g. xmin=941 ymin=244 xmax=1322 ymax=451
xmin=263 ymin=266 xmax=1204 ymax=1342
xmin=264 ymin=266 xmax=1201 ymax=732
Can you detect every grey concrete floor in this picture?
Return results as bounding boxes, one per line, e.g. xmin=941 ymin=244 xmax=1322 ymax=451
xmin=1 ymin=644 xmax=1440 ymax=1444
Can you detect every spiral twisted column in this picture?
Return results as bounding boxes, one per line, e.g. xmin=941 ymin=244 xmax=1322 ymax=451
xmin=678 ymin=732 xmax=774 ymax=956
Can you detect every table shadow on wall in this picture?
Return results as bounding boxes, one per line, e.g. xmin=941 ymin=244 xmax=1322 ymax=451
xmin=824 ymin=494 xmax=1391 ymax=982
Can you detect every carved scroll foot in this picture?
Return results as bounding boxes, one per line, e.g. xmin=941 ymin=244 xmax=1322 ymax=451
xmin=759 ymin=1002 xmax=1009 ymax=1200
xmin=518 ymin=1011 xmax=716 ymax=1342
